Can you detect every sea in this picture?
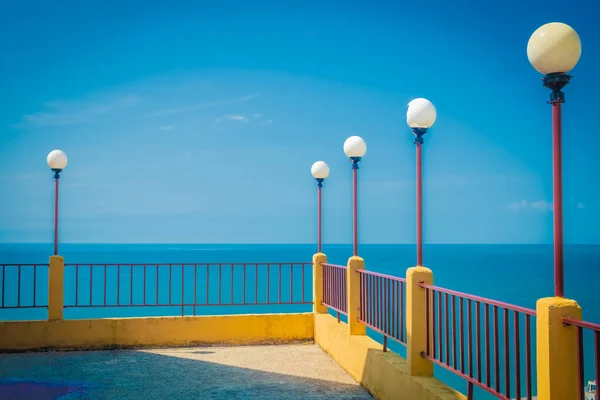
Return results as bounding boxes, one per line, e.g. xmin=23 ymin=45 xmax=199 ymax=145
xmin=1 ymin=243 xmax=598 ymax=399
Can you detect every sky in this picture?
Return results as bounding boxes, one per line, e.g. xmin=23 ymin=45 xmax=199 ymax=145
xmin=1 ymin=0 xmax=599 ymax=244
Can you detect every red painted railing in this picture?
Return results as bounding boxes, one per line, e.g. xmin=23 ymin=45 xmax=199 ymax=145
xmin=64 ymin=263 xmax=312 ymax=315
xmin=0 ymin=264 xmax=48 ymax=309
xmin=322 ymin=263 xmax=347 ymax=321
xmin=358 ymin=269 xmax=406 ymax=351
xmin=562 ymin=317 xmax=600 ymax=400
xmin=420 ymin=283 xmax=536 ymax=400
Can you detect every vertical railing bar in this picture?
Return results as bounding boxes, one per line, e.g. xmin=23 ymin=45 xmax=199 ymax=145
xmin=90 ymin=265 xmax=93 ymax=306
xmin=468 ymin=299 xmax=473 ymax=377
xmin=452 ymin=295 xmax=457 ymax=368
xmin=577 ymin=326 xmax=585 ymax=400
xmin=193 ymin=265 xmax=197 ymax=316
xmin=391 ymin=278 xmax=396 ymax=339
xmin=169 ymin=264 xmax=172 ymax=305
xmin=526 ymin=314 xmax=532 ymax=400
xmin=359 ymin=272 xmax=364 ymax=321
xmin=379 ymin=276 xmax=383 ymax=331
xmin=144 ymin=264 xmax=147 ymax=305
xmin=301 ymin=264 xmax=305 ymax=303
xmin=439 ymin=290 xmax=443 ymax=362
xmin=155 ymin=265 xmax=159 ymax=305
xmin=278 ymin=263 xmax=282 ymax=304
xmin=504 ymin=307 xmax=510 ymax=398
xmin=231 ymin=264 xmax=234 ymax=305
xmin=181 ymin=265 xmax=185 ymax=315
xmin=289 ymin=264 xmax=293 ymax=304
xmin=485 ymin=303 xmax=490 ymax=386
xmin=218 ymin=264 xmax=222 ymax=305
xmin=433 ymin=290 xmax=437 ymax=359
xmin=446 ymin=293 xmax=450 ymax=364
xmin=494 ymin=305 xmax=500 ymax=393
xmin=75 ymin=265 xmax=79 ymax=307
xmin=104 ymin=264 xmax=107 ymax=307
xmin=130 ymin=265 xmax=133 ymax=306
xmin=476 ymin=301 xmax=481 ymax=382
xmin=206 ymin=265 xmax=210 ymax=305
xmin=266 ymin=264 xmax=270 ymax=303
xmin=117 ymin=265 xmax=120 ymax=306
xmin=425 ymin=287 xmax=430 ymax=356
xmin=243 ymin=264 xmax=247 ymax=304
xmin=594 ymin=330 xmax=599 ymax=400
xmin=33 ymin=265 xmax=37 ymax=307
xmin=460 ymin=296 xmax=465 ymax=373
xmin=514 ymin=311 xmax=521 ymax=400
xmin=17 ymin=266 xmax=21 ymax=307
xmin=401 ymin=281 xmax=405 ymax=343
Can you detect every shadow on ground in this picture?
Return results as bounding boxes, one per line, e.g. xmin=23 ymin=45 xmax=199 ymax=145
xmin=0 ymin=344 xmax=372 ymax=400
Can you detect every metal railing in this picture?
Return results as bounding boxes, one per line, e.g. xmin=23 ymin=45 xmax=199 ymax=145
xmin=0 ymin=264 xmax=48 ymax=309
xmin=358 ymin=269 xmax=406 ymax=351
xmin=420 ymin=283 xmax=536 ymax=400
xmin=562 ymin=317 xmax=599 ymax=400
xmin=63 ymin=263 xmax=312 ymax=315
xmin=322 ymin=263 xmax=347 ymax=321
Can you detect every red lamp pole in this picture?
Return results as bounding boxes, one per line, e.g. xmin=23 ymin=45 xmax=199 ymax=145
xmin=351 ymin=158 xmax=361 ymax=257
xmin=416 ymin=142 xmax=423 ymax=266
xmin=543 ymin=73 xmax=571 ymax=297
xmin=52 ymin=169 xmax=62 ymax=256
xmin=412 ymin=128 xmax=427 ymax=266
xmin=317 ymin=179 xmax=324 ymax=253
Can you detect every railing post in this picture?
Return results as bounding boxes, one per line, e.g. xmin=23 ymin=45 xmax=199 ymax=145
xmin=313 ymin=253 xmax=328 ymax=314
xmin=536 ymin=297 xmax=581 ymax=400
xmin=347 ymin=256 xmax=365 ymax=335
xmin=406 ymin=266 xmax=433 ymax=376
xmin=48 ymin=255 xmax=64 ymax=321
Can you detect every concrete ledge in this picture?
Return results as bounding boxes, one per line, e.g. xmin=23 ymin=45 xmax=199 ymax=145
xmin=314 ymin=313 xmax=466 ymax=400
xmin=0 ymin=313 xmax=314 ymax=351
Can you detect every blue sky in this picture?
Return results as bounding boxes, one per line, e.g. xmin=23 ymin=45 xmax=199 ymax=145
xmin=1 ymin=0 xmax=599 ymax=244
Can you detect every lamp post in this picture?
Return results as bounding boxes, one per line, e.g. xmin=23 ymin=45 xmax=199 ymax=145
xmin=343 ymin=136 xmax=367 ymax=257
xmin=527 ymin=22 xmax=581 ymax=298
xmin=47 ymin=150 xmax=68 ymax=256
xmin=406 ymin=98 xmax=437 ymax=267
xmin=311 ymin=161 xmax=330 ymax=253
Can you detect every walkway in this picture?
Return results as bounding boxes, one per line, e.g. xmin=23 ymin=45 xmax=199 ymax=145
xmin=0 ymin=343 xmax=373 ymax=399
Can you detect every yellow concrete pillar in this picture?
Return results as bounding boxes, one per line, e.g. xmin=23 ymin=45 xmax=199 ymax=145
xmin=313 ymin=253 xmax=328 ymax=314
xmin=48 ymin=255 xmax=64 ymax=321
xmin=536 ymin=297 xmax=581 ymax=400
xmin=347 ymin=256 xmax=366 ymax=335
xmin=406 ymin=266 xmax=433 ymax=376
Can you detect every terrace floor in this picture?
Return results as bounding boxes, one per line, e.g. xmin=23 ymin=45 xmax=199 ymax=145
xmin=0 ymin=343 xmax=373 ymax=400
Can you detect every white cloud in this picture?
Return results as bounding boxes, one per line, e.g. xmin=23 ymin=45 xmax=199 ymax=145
xmin=18 ymin=95 xmax=140 ymax=127
xmin=578 ymin=202 xmax=585 ymax=209
xmin=263 ymin=119 xmax=273 ymax=126
xmin=508 ymin=200 xmax=553 ymax=211
xmin=160 ymin=125 xmax=173 ymax=131
xmin=227 ymin=115 xmax=249 ymax=122
xmin=147 ymin=93 xmax=259 ymax=118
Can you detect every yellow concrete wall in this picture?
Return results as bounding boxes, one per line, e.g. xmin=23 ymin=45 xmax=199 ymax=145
xmin=0 ymin=313 xmax=314 ymax=351
xmin=314 ymin=313 xmax=466 ymax=400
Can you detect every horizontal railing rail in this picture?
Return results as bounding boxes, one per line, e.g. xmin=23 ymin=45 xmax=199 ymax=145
xmin=420 ymin=283 xmax=536 ymax=400
xmin=322 ymin=263 xmax=347 ymax=321
xmin=358 ymin=269 xmax=406 ymax=351
xmin=562 ymin=317 xmax=599 ymax=400
xmin=0 ymin=264 xmax=49 ymax=309
xmin=63 ymin=262 xmax=313 ymax=316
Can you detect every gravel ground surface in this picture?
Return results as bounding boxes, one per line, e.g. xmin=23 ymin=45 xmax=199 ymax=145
xmin=0 ymin=343 xmax=373 ymax=399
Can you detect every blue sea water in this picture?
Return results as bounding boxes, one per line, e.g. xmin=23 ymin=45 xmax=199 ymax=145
xmin=1 ymin=243 xmax=598 ymax=399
